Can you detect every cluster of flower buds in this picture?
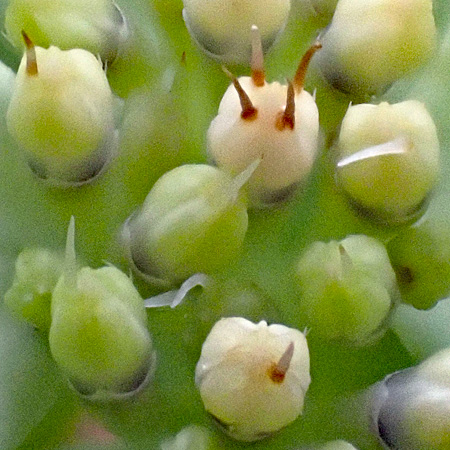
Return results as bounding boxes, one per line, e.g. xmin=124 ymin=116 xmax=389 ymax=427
xmin=49 ymin=218 xmax=155 ymax=399
xmin=5 ymin=0 xmax=129 ymax=64
xmin=122 ymin=162 xmax=258 ymax=286
xmin=371 ymin=347 xmax=450 ymax=449
xmin=208 ymin=26 xmax=321 ymax=207
xmin=7 ymin=34 xmax=116 ymax=186
xmin=182 ymin=0 xmax=290 ymax=63
xmin=294 ymin=235 xmax=398 ymax=345
xmin=195 ymin=317 xmax=311 ymax=441
xmin=335 ymin=100 xmax=440 ymax=225
xmin=315 ymin=0 xmax=436 ymax=97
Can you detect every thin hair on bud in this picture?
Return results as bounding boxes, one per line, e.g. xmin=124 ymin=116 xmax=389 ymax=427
xmin=293 ymin=41 xmax=322 ymax=93
xmin=222 ymin=66 xmax=258 ymax=120
xmin=21 ymin=30 xmax=38 ymax=76
xmin=251 ymin=25 xmax=265 ymax=87
xmin=276 ymin=80 xmax=296 ymax=130
xmin=269 ymin=341 xmax=295 ymax=383
xmin=64 ymin=216 xmax=77 ymax=290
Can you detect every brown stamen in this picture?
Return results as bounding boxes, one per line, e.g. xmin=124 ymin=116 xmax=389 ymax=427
xmin=293 ymin=41 xmax=322 ymax=93
xmin=222 ymin=66 xmax=258 ymax=120
xmin=21 ymin=30 xmax=38 ymax=76
xmin=268 ymin=342 xmax=294 ymax=383
xmin=250 ymin=25 xmax=265 ymax=87
xmin=276 ymin=80 xmax=295 ymax=131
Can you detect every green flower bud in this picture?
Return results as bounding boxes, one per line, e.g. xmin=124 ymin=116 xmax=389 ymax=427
xmin=195 ymin=317 xmax=311 ymax=441
xmin=123 ymin=163 xmax=256 ymax=286
xmin=49 ymin=218 xmax=154 ymax=399
xmin=371 ymin=348 xmax=450 ymax=450
xmin=315 ymin=0 xmax=436 ymax=97
xmin=160 ymin=425 xmax=214 ymax=450
xmin=208 ymin=28 xmax=321 ymax=206
xmin=335 ymin=101 xmax=440 ymax=225
xmin=182 ymin=0 xmax=290 ymax=63
xmin=7 ymin=36 xmax=116 ymax=186
xmin=4 ymin=0 xmax=129 ymax=63
xmin=295 ymin=235 xmax=398 ymax=345
xmin=4 ymin=248 xmax=64 ymax=331
xmin=387 ymin=217 xmax=450 ymax=310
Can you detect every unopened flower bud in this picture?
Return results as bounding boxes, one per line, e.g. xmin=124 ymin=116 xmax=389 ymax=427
xmin=49 ymin=218 xmax=154 ymax=399
xmin=182 ymin=0 xmax=290 ymax=63
xmin=5 ymin=0 xmax=129 ymax=63
xmin=319 ymin=441 xmax=358 ymax=450
xmin=4 ymin=248 xmax=64 ymax=331
xmin=123 ymin=163 xmax=256 ymax=286
xmin=315 ymin=0 xmax=436 ymax=97
xmin=387 ymin=217 xmax=450 ymax=310
xmin=335 ymin=101 xmax=440 ymax=225
xmin=371 ymin=348 xmax=450 ymax=450
xmin=195 ymin=317 xmax=310 ymax=441
xmin=7 ymin=36 xmax=116 ymax=186
xmin=295 ymin=235 xmax=398 ymax=345
xmin=160 ymin=425 xmax=214 ymax=450
xmin=208 ymin=27 xmax=321 ymax=206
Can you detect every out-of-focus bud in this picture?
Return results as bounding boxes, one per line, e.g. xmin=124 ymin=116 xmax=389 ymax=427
xmin=122 ymin=163 xmax=256 ymax=286
xmin=315 ymin=0 xmax=436 ymax=98
xmin=208 ymin=27 xmax=321 ymax=206
xmin=295 ymin=235 xmax=398 ymax=345
xmin=371 ymin=348 xmax=450 ymax=450
xmin=319 ymin=441 xmax=359 ymax=450
xmin=4 ymin=0 xmax=129 ymax=63
xmin=7 ymin=36 xmax=116 ymax=186
xmin=182 ymin=0 xmax=290 ymax=63
xmin=4 ymin=248 xmax=64 ymax=331
xmin=387 ymin=216 xmax=450 ymax=310
xmin=49 ymin=218 xmax=155 ymax=399
xmin=195 ymin=317 xmax=310 ymax=441
xmin=160 ymin=425 xmax=215 ymax=450
xmin=335 ymin=101 xmax=439 ymax=225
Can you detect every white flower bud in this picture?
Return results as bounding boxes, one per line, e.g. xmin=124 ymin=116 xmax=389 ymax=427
xmin=5 ymin=0 xmax=129 ymax=63
xmin=371 ymin=349 xmax=450 ymax=449
xmin=336 ymin=101 xmax=440 ymax=224
xmin=160 ymin=425 xmax=214 ymax=450
xmin=7 ymin=36 xmax=116 ymax=185
xmin=208 ymin=28 xmax=321 ymax=206
xmin=182 ymin=0 xmax=290 ymax=63
xmin=195 ymin=317 xmax=311 ymax=441
xmin=315 ymin=0 xmax=437 ymax=97
xmin=319 ymin=441 xmax=358 ymax=450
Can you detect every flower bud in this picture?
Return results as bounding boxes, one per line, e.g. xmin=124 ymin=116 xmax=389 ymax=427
xmin=182 ymin=0 xmax=290 ymax=63
xmin=315 ymin=0 xmax=436 ymax=97
xmin=387 ymin=217 xmax=450 ymax=309
xmin=4 ymin=248 xmax=64 ymax=331
xmin=4 ymin=0 xmax=129 ymax=63
xmin=371 ymin=348 xmax=450 ymax=450
xmin=208 ymin=28 xmax=321 ymax=206
xmin=7 ymin=36 xmax=116 ymax=186
xmin=295 ymin=235 xmax=398 ymax=345
xmin=122 ymin=163 xmax=256 ymax=286
xmin=195 ymin=317 xmax=310 ymax=441
xmin=319 ymin=441 xmax=358 ymax=450
xmin=160 ymin=425 xmax=214 ymax=450
xmin=49 ymin=218 xmax=154 ymax=399
xmin=335 ymin=101 xmax=440 ymax=225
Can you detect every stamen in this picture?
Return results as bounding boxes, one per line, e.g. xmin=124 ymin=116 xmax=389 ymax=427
xmin=21 ymin=30 xmax=38 ymax=76
xmin=250 ymin=25 xmax=265 ymax=87
xmin=222 ymin=66 xmax=258 ymax=120
xmin=293 ymin=41 xmax=322 ymax=93
xmin=269 ymin=342 xmax=294 ymax=383
xmin=276 ymin=80 xmax=295 ymax=130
